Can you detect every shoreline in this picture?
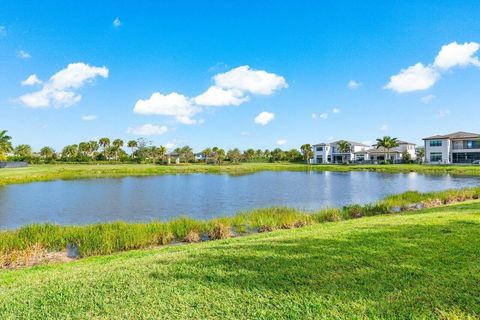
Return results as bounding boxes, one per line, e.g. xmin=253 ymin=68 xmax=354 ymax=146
xmin=2 ymin=163 xmax=480 ymax=187
xmin=2 ymin=186 xmax=480 ymax=269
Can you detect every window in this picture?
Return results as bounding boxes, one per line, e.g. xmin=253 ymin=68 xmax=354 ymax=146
xmin=429 ymin=140 xmax=442 ymax=147
xmin=465 ymin=140 xmax=480 ymax=149
xmin=316 ymin=146 xmax=323 ymax=152
xmin=430 ymin=152 xmax=442 ymax=162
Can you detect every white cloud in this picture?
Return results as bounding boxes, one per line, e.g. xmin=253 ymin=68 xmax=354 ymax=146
xmin=21 ymin=74 xmax=42 ymax=86
xmin=384 ymin=63 xmax=440 ymax=93
xmin=312 ymin=113 xmax=317 ymax=119
xmin=348 ymin=80 xmax=361 ymax=89
xmin=434 ymin=42 xmax=480 ymax=70
xmin=113 ymin=17 xmax=122 ymax=27
xmin=240 ymin=131 xmax=251 ymax=136
xmin=380 ymin=124 xmax=388 ymax=131
xmin=127 ymin=124 xmax=168 ymax=136
xmin=19 ymin=63 xmax=109 ymax=108
xmin=134 ymin=92 xmax=200 ymax=125
xmin=437 ymin=109 xmax=451 ymax=118
xmin=194 ymin=86 xmax=248 ymax=106
xmin=421 ymin=94 xmax=435 ymax=104
xmin=385 ymin=41 xmax=480 ymax=93
xmin=81 ymin=115 xmax=97 ymax=121
xmin=276 ymin=139 xmax=287 ymax=145
xmin=136 ymin=66 xmax=288 ymax=123
xmin=254 ymin=111 xmax=275 ymax=126
xmin=17 ymin=50 xmax=31 ymax=59
xmin=0 ymin=26 xmax=6 ymax=36
xmin=319 ymin=112 xmax=328 ymax=119
xmin=332 ymin=107 xmax=340 ymax=114
xmin=214 ymin=65 xmax=288 ymax=95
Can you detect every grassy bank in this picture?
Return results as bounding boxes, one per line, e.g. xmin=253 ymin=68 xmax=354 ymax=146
xmin=1 ymin=202 xmax=479 ymax=319
xmin=2 ymin=187 xmax=480 ymax=268
xmin=2 ymin=163 xmax=480 ymax=186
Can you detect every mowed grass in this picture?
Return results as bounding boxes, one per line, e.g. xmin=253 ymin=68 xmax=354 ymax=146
xmin=1 ymin=203 xmax=479 ymax=319
xmin=3 ymin=162 xmax=480 ymax=186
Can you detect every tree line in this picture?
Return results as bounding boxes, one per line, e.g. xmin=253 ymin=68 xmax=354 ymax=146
xmin=0 ymin=131 xmax=313 ymax=164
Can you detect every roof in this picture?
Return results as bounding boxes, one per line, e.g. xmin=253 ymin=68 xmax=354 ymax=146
xmin=422 ymin=131 xmax=480 ymax=140
xmin=313 ymin=140 xmax=370 ymax=147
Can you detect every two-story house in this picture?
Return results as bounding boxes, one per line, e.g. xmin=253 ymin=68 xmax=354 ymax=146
xmin=312 ymin=141 xmax=370 ymax=164
xmin=362 ymin=140 xmax=417 ymax=163
xmin=423 ymin=131 xmax=480 ymax=164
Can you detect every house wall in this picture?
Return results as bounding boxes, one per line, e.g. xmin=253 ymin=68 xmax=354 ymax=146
xmin=425 ymin=139 xmax=450 ymax=164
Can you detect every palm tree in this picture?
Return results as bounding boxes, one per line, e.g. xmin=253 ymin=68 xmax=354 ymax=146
xmin=201 ymin=147 xmax=212 ymax=163
xmin=300 ymin=144 xmax=313 ymax=164
xmin=0 ymin=130 xmax=13 ymax=160
xmin=40 ymin=146 xmax=55 ymax=159
xmin=127 ymin=140 xmax=138 ymax=157
xmin=14 ymin=144 xmax=32 ymax=158
xmin=112 ymin=139 xmax=124 ymax=160
xmin=78 ymin=142 xmax=90 ymax=157
xmin=337 ymin=140 xmax=352 ymax=163
xmin=99 ymin=137 xmax=110 ymax=160
xmin=88 ymin=141 xmax=99 ymax=158
xmin=62 ymin=144 xmax=78 ymax=160
xmin=416 ymin=147 xmax=425 ymax=164
xmin=375 ymin=136 xmax=399 ymax=163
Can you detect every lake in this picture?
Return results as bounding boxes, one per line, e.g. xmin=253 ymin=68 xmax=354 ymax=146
xmin=0 ymin=171 xmax=479 ymax=229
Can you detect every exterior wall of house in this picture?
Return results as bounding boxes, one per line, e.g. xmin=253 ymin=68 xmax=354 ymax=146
xmin=425 ymin=139 xmax=451 ymax=164
xmin=313 ymin=143 xmax=370 ymax=164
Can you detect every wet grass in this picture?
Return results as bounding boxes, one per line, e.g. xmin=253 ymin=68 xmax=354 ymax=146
xmin=0 ymin=202 xmax=479 ymax=319
xmin=2 ymin=163 xmax=480 ymax=186
xmin=2 ymin=187 xmax=480 ymax=264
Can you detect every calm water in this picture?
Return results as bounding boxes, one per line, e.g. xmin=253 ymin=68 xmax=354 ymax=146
xmin=0 ymin=171 xmax=479 ymax=229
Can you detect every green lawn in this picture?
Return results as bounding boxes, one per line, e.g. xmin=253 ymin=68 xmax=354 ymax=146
xmin=1 ymin=203 xmax=479 ymax=319
xmin=2 ymin=162 xmax=480 ymax=186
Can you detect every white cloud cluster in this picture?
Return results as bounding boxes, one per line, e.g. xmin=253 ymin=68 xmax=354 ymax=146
xmin=437 ymin=109 xmax=451 ymax=118
xmin=380 ymin=124 xmax=389 ymax=131
xmin=0 ymin=26 xmax=6 ymax=36
xmin=312 ymin=108 xmax=340 ymax=120
xmin=421 ymin=94 xmax=435 ymax=104
xmin=348 ymin=80 xmax=361 ymax=90
xmin=254 ymin=111 xmax=275 ymax=126
xmin=127 ymin=124 xmax=168 ymax=136
xmin=19 ymin=63 xmax=108 ymax=108
xmin=385 ymin=42 xmax=480 ymax=93
xmin=134 ymin=66 xmax=287 ymax=124
xmin=276 ymin=139 xmax=287 ymax=145
xmin=133 ymin=92 xmax=200 ymax=125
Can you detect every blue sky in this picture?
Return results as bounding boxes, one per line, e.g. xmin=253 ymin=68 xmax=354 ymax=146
xmin=1 ymin=1 xmax=480 ymax=151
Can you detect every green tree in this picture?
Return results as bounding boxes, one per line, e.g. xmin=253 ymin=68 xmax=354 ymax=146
xmin=112 ymin=139 xmax=124 ymax=160
xmin=127 ymin=140 xmax=138 ymax=157
xmin=271 ymin=148 xmax=286 ymax=162
xmin=201 ymin=147 xmax=212 ymax=163
xmin=375 ymin=136 xmax=399 ymax=163
xmin=78 ymin=142 xmax=90 ymax=157
xmin=243 ymin=148 xmax=255 ymax=162
xmin=416 ymin=147 xmax=425 ymax=164
xmin=88 ymin=141 xmax=99 ymax=158
xmin=62 ymin=144 xmax=78 ymax=160
xmin=300 ymin=144 xmax=313 ymax=164
xmin=99 ymin=137 xmax=110 ymax=160
xmin=286 ymin=149 xmax=302 ymax=162
xmin=0 ymin=130 xmax=13 ymax=160
xmin=40 ymin=146 xmax=55 ymax=159
xmin=336 ymin=140 xmax=352 ymax=163
xmin=227 ymin=148 xmax=242 ymax=164
xmin=14 ymin=144 xmax=32 ymax=158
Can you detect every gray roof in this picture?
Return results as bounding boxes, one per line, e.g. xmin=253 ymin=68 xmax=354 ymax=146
xmin=423 ymin=131 xmax=480 ymax=140
xmin=313 ymin=140 xmax=370 ymax=147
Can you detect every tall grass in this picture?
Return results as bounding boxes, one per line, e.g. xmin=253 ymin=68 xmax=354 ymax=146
xmin=2 ymin=186 xmax=480 ymax=265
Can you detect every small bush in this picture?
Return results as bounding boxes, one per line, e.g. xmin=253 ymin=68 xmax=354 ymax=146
xmin=208 ymin=223 xmax=231 ymax=240
xmin=184 ymin=230 xmax=201 ymax=243
xmin=313 ymin=208 xmax=342 ymax=223
xmin=343 ymin=204 xmax=364 ymax=219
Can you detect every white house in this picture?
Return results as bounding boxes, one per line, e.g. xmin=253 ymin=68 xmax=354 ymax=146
xmin=361 ymin=140 xmax=417 ymax=163
xmin=423 ymin=131 xmax=480 ymax=164
xmin=312 ymin=141 xmax=370 ymax=164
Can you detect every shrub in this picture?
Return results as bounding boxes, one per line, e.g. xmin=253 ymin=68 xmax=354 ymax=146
xmin=343 ymin=204 xmax=364 ymax=219
xmin=313 ymin=208 xmax=342 ymax=223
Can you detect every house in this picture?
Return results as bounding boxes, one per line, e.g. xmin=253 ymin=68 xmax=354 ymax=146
xmin=423 ymin=131 xmax=480 ymax=164
xmin=361 ymin=140 xmax=417 ymax=163
xmin=166 ymin=152 xmax=180 ymax=164
xmin=312 ymin=141 xmax=370 ymax=164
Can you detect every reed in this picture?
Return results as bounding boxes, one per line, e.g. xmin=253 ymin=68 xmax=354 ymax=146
xmin=2 ymin=186 xmax=480 ymax=266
